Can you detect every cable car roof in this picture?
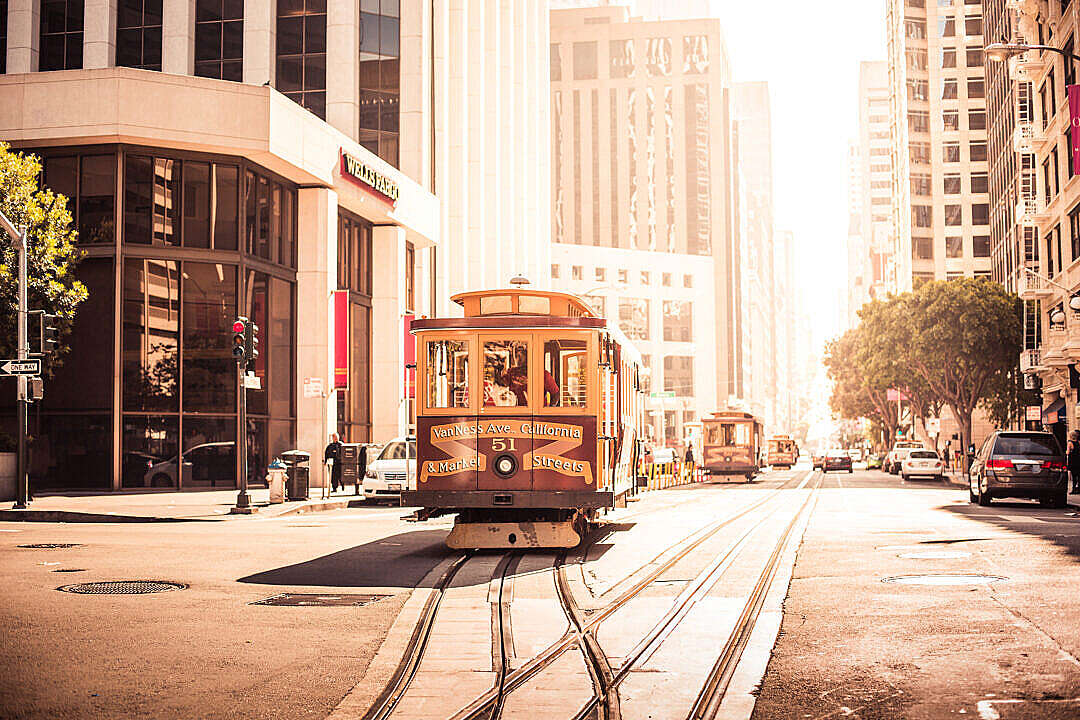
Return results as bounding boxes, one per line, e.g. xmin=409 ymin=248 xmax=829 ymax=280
xmin=451 ymin=288 xmax=600 ymax=318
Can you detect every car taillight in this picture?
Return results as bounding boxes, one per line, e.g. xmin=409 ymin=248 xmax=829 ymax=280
xmin=986 ymin=458 xmax=1013 ymax=469
xmin=1042 ymin=460 xmax=1066 ymax=471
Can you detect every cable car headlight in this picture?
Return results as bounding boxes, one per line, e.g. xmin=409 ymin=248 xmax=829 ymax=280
xmin=493 ymin=453 xmax=518 ymax=478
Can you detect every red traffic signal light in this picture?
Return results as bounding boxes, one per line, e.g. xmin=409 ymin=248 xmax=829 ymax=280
xmin=232 ymin=317 xmax=248 ymax=362
xmin=232 ymin=320 xmax=246 ymax=334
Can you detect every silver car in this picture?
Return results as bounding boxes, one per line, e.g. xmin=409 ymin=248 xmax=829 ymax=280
xmin=362 ymin=438 xmax=416 ymax=502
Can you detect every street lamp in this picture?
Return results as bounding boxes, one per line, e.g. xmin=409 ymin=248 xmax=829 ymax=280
xmin=984 ymin=42 xmax=1080 ymax=64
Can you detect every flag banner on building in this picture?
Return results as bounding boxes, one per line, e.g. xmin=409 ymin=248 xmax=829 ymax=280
xmin=334 ymin=290 xmax=349 ymax=389
xmin=1070 ymin=85 xmax=1080 ymax=172
xmin=886 ymin=389 xmax=907 ymax=402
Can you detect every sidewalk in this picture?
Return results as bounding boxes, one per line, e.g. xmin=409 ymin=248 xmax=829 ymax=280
xmin=0 ymin=485 xmax=370 ymax=523
xmin=942 ymin=469 xmax=1080 ymax=509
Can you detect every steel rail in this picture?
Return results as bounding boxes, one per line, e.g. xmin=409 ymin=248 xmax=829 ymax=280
xmin=686 ymin=473 xmax=823 ymax=720
xmin=363 ymin=552 xmax=473 ymax=720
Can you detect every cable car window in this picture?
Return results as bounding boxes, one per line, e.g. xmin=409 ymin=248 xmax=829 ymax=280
xmin=543 ymin=339 xmax=587 ymax=407
xmin=484 ymin=340 xmax=529 ymax=407
xmin=480 ymin=295 xmax=513 ymax=314
xmin=426 ymin=339 xmax=470 ymax=409
xmin=519 ymin=295 xmax=551 ymax=314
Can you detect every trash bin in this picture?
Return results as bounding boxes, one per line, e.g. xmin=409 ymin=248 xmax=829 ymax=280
xmin=339 ymin=443 xmax=361 ymax=492
xmin=267 ymin=459 xmax=287 ymax=504
xmin=281 ymin=450 xmax=311 ymax=501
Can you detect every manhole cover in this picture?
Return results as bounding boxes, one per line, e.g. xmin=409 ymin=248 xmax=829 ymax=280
xmin=58 ymin=580 xmax=186 ymax=594
xmin=898 ymin=551 xmax=972 ymax=559
xmin=251 ymin=593 xmax=391 ymax=607
xmin=882 ymin=574 xmax=1006 ymax=586
xmin=52 ymin=568 xmax=86 ymax=573
xmin=18 ymin=543 xmax=82 ymax=549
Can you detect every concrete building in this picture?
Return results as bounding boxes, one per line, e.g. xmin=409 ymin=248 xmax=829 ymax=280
xmin=885 ymin=0 xmax=992 ymax=292
xmin=548 ymin=4 xmax=738 ymax=445
xmin=0 ymin=0 xmax=549 ymax=492
xmin=986 ymin=1 xmax=1080 ymax=447
xmin=847 ymin=61 xmax=895 ymax=327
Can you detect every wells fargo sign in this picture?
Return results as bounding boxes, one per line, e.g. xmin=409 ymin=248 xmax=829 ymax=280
xmin=340 ymin=150 xmax=400 ymax=204
xmin=421 ymin=420 xmax=593 ymax=486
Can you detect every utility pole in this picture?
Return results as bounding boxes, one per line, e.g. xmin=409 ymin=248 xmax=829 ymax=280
xmin=0 ymin=210 xmax=29 ymax=509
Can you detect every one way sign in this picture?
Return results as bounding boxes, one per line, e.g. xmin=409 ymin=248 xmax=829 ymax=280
xmin=0 ymin=359 xmax=41 ymax=376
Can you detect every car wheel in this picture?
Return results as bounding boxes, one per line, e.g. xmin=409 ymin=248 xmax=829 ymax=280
xmin=969 ymin=484 xmax=977 ymax=503
xmin=848 ymin=467 xmax=853 ymax=474
xmin=977 ymin=487 xmax=993 ymax=506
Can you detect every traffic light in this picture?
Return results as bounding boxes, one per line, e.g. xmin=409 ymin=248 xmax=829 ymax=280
xmin=245 ymin=321 xmax=259 ymax=363
xmin=232 ymin=317 xmax=248 ymax=363
xmin=42 ymin=314 xmax=60 ymax=353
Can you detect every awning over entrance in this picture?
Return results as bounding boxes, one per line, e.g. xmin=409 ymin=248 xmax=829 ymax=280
xmin=1042 ymin=397 xmax=1065 ymax=424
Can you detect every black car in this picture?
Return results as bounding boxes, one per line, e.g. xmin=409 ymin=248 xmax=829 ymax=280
xmin=823 ymin=451 xmax=853 ymax=473
xmin=969 ymin=431 xmax=1069 ymax=507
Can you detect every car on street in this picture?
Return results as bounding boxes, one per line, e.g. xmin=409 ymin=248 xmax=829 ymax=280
xmin=866 ymin=453 xmax=883 ymax=470
xmin=886 ymin=442 xmax=924 ymax=474
xmin=812 ymin=454 xmax=825 ymax=470
xmin=900 ymin=449 xmax=944 ymax=482
xmin=969 ymin=431 xmax=1069 ymax=507
xmin=822 ymin=450 xmax=853 ymax=473
xmin=363 ymin=438 xmax=416 ymax=502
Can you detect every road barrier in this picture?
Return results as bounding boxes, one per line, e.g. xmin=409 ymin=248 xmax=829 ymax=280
xmin=644 ymin=461 xmax=701 ymax=490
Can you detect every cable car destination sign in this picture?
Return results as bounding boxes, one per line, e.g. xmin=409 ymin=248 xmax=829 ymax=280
xmin=340 ymin=150 xmax=400 ymax=204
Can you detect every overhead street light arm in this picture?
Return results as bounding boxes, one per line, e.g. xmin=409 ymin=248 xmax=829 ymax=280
xmin=985 ymin=42 xmax=1080 ymax=64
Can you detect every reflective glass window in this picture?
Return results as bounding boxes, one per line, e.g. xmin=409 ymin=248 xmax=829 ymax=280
xmin=181 ymin=416 xmax=236 ymax=487
xmin=153 ymin=158 xmax=179 ymax=246
xmin=543 ymin=339 xmax=587 ymax=407
xmin=79 ymin=155 xmax=116 ymax=245
xmin=122 ymin=415 xmax=179 ymax=488
xmin=427 ymin=339 xmax=470 ymax=409
xmin=39 ymin=0 xmax=83 ymax=70
xmin=122 ymin=258 xmax=180 ymax=412
xmin=183 ymin=161 xmax=211 ymax=248
xmin=195 ymin=0 xmax=243 ymax=81
xmin=214 ymin=164 xmax=239 ymax=250
xmin=116 ymin=0 xmax=163 ymax=71
xmin=483 ymin=340 xmax=528 ymax=407
xmin=181 ymin=262 xmax=237 ymax=412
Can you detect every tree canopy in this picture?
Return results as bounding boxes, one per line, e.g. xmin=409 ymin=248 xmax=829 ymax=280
xmin=0 ymin=142 xmax=86 ymax=370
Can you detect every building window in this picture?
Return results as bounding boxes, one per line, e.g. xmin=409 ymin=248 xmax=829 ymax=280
xmin=911 ymin=174 xmax=932 ymax=196
xmin=683 ymin=35 xmax=708 ymax=74
xmin=913 ymin=237 xmax=934 ymax=260
xmin=944 ymin=142 xmax=960 ymax=162
xmin=971 ymin=172 xmax=988 ymax=193
xmin=610 ymin=39 xmax=634 ymax=78
xmin=551 ymin=264 xmax=560 ymax=279
xmin=972 ymin=203 xmax=989 ymax=225
xmin=358 ymin=0 xmax=400 ymax=167
xmin=945 ymin=204 xmax=962 ymax=226
xmin=905 ymin=18 xmax=926 ymax=39
xmin=0 ymin=0 xmax=8 ymax=73
xmin=683 ymin=274 xmax=693 ymax=288
xmin=550 ymin=44 xmax=561 ymax=82
xmin=964 ymin=16 xmax=982 ymax=36
xmin=944 ymin=174 xmax=961 ymax=194
xmin=44 ymin=153 xmax=118 ymax=246
xmin=974 ymin=234 xmax=991 ymax=258
xmin=662 ymin=272 xmax=671 ymax=287
xmin=966 ymin=78 xmax=984 ymax=99
xmin=946 ymin=236 xmax=963 ymax=258
xmin=969 ymin=110 xmax=986 ymax=130
xmin=39 ymin=0 xmax=83 ymax=70
xmin=969 ymin=141 xmax=987 ymax=162
xmin=966 ymin=46 xmax=983 ymax=67
xmin=943 ymin=80 xmax=958 ymax=100
xmin=910 ymin=142 xmax=931 ymax=164
xmin=618 ymin=268 xmax=628 ymax=283
xmin=618 ymin=298 xmax=649 ymax=340
xmin=571 ymin=265 xmax=583 ymax=280
xmin=595 ymin=267 xmax=605 ymax=281
xmin=640 ymin=270 xmax=650 ymax=285
xmin=943 ymin=110 xmax=959 ymax=131
xmin=941 ymin=48 xmax=956 ymax=68
xmin=663 ymin=301 xmax=692 ymax=342
xmin=939 ymin=17 xmax=955 ymax=37
xmin=908 ymin=111 xmax=929 ymax=133
xmin=913 ymin=205 xmax=933 ymax=227
xmin=276 ymin=0 xmax=327 ymax=119
xmin=663 ymin=356 xmax=693 ymax=397
xmin=907 ymin=79 xmax=929 ymax=102
xmin=336 ymin=211 xmax=372 ymax=294
xmin=573 ymin=41 xmax=597 ymax=80
xmin=116 ymin=0 xmax=163 ymax=70
xmin=195 ymin=0 xmax=243 ymax=81
xmin=906 ymin=48 xmax=927 ymax=70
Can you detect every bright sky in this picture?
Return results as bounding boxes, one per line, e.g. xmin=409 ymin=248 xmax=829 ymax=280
xmin=633 ymin=0 xmax=889 ymax=350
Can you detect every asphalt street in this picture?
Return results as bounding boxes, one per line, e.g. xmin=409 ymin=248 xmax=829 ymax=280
xmin=2 ymin=467 xmax=1079 ymax=719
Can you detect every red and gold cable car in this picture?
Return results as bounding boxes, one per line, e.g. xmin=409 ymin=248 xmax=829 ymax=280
xmin=701 ymin=410 xmax=764 ymax=481
xmin=401 ymin=288 xmax=645 ymax=548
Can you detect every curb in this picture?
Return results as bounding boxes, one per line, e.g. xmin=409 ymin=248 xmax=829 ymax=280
xmin=0 ymin=497 xmax=371 ymax=523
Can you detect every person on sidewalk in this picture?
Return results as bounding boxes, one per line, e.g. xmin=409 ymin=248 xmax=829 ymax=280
xmin=355 ymin=443 xmax=368 ymax=496
xmin=1068 ymin=430 xmax=1080 ymax=494
xmin=324 ymin=433 xmax=343 ymax=494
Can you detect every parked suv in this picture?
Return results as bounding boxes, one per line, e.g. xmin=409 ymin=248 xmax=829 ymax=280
xmin=969 ymin=431 xmax=1068 ymax=507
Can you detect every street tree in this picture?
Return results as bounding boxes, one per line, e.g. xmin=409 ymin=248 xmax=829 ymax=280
xmin=0 ymin=142 xmax=86 ymax=369
xmin=824 ymin=326 xmax=899 ymax=444
xmin=903 ymin=278 xmax=1022 ymax=468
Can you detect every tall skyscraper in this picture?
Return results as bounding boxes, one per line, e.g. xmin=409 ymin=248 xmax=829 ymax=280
xmin=548 ymin=4 xmax=738 ymax=444
xmin=885 ymin=0 xmax=992 ymax=291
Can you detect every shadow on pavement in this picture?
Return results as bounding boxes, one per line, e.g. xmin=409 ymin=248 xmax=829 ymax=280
xmin=238 ymin=528 xmax=453 ymax=588
xmin=942 ymin=499 xmax=1080 ymax=561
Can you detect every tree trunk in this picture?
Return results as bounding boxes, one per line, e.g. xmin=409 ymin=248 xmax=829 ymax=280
xmin=955 ymin=406 xmax=974 ymax=476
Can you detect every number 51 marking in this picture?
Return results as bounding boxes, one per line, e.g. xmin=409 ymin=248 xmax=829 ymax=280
xmin=491 ymin=438 xmax=518 ymax=452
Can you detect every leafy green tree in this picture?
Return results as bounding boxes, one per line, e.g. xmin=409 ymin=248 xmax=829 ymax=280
xmin=0 ymin=142 xmax=86 ymax=370
xmin=824 ymin=327 xmax=899 ymax=444
xmin=903 ymin=278 xmax=1022 ymax=467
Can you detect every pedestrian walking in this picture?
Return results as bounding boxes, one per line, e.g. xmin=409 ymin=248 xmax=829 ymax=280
xmin=324 ymin=433 xmax=343 ymax=494
xmin=684 ymin=444 xmax=695 ymax=483
xmin=1068 ymin=430 xmax=1080 ymax=494
xmin=355 ymin=443 xmax=368 ymax=496
xmin=943 ymin=441 xmax=951 ymax=471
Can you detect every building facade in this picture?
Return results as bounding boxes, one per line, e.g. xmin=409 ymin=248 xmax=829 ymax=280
xmin=988 ymin=1 xmax=1080 ymax=447
xmin=885 ymin=0 xmax=992 ymax=292
xmin=847 ymin=61 xmax=895 ymax=327
xmin=548 ymin=4 xmax=737 ymax=445
xmin=0 ymin=0 xmax=549 ymax=492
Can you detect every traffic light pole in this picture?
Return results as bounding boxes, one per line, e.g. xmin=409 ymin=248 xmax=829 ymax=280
xmin=0 ymin=209 xmax=29 ymax=509
xmin=232 ymin=360 xmax=253 ymax=513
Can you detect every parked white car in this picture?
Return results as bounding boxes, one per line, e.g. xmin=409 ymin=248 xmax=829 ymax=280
xmin=900 ymin=449 xmax=944 ymax=482
xmin=363 ymin=438 xmax=416 ymax=502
